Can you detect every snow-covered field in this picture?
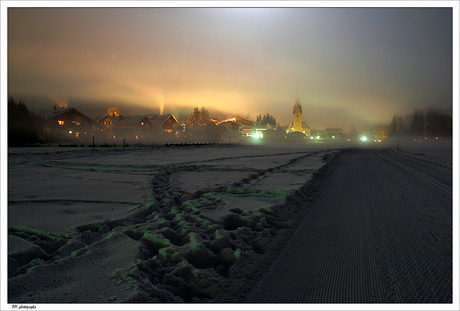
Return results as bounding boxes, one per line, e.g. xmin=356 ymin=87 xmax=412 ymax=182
xmin=394 ymin=137 xmax=452 ymax=165
xmin=7 ymin=142 xmax=343 ymax=304
xmin=5 ymin=140 xmax=453 ymax=305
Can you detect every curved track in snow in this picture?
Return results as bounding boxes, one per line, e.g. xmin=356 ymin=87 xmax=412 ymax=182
xmin=248 ymin=148 xmax=452 ymax=303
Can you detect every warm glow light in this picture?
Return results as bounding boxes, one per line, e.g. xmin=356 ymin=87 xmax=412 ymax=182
xmin=58 ymin=120 xmax=64 ymax=126
xmin=6 ymin=8 xmax=451 ymax=131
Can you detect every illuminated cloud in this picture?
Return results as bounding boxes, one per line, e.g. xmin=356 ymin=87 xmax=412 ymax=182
xmin=7 ymin=7 xmax=452 ymax=129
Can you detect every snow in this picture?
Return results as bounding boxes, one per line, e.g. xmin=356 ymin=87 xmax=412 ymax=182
xmin=389 ymin=137 xmax=453 ymax=165
xmin=5 ymin=142 xmax=452 ymax=306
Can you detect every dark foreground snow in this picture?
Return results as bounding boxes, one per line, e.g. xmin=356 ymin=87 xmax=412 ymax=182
xmin=5 ymin=142 xmax=455 ymax=309
xmin=7 ymin=143 xmax=341 ymax=304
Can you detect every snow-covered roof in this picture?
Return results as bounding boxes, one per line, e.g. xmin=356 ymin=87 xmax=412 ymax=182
xmin=220 ymin=120 xmax=243 ymax=125
xmin=97 ymin=115 xmax=117 ymax=123
xmin=147 ymin=114 xmax=178 ymax=124
xmin=116 ymin=115 xmax=151 ymax=125
xmin=221 ymin=115 xmax=255 ymax=125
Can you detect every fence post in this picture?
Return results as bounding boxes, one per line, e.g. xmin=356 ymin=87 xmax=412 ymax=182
xmin=92 ymin=136 xmax=95 ymax=150
xmin=123 ymin=138 xmax=125 ymax=151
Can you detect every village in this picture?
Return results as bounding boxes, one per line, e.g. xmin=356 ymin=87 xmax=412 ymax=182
xmin=26 ymin=100 xmax=344 ymax=146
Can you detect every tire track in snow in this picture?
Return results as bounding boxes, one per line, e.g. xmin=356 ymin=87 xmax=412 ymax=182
xmin=248 ymin=148 xmax=452 ymax=303
xmin=376 ymin=149 xmax=452 ymax=197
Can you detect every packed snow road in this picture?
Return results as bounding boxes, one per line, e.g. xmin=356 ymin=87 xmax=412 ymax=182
xmin=248 ymin=148 xmax=452 ymax=303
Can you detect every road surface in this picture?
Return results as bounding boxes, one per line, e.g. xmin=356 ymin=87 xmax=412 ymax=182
xmin=249 ymin=148 xmax=452 ymax=303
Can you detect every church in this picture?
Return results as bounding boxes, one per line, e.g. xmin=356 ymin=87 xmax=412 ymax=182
xmin=286 ymin=99 xmax=311 ymax=137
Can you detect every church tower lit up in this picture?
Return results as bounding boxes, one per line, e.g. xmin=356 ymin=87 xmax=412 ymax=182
xmin=287 ymin=98 xmax=311 ymax=137
xmin=292 ymin=100 xmax=303 ymax=132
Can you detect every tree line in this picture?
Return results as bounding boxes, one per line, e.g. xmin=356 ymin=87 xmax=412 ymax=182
xmin=388 ymin=107 xmax=452 ymax=137
xmin=8 ymin=97 xmax=41 ymax=147
xmin=256 ymin=113 xmax=277 ymax=126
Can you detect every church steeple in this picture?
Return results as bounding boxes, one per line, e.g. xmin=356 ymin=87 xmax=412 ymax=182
xmin=293 ymin=100 xmax=302 ymax=114
xmin=287 ymin=96 xmax=311 ymax=137
xmin=293 ymin=99 xmax=303 ymax=129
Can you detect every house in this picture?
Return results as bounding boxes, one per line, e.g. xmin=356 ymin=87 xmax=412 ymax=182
xmin=325 ymin=128 xmax=343 ymax=139
xmin=147 ymin=114 xmax=179 ymax=134
xmin=35 ymin=107 xmax=95 ymax=142
xmin=254 ymin=123 xmax=278 ymax=139
xmin=220 ymin=116 xmax=256 ymax=137
xmin=113 ymin=115 xmax=153 ymax=141
xmin=218 ymin=120 xmax=243 ymax=142
xmin=96 ymin=115 xmax=153 ymax=142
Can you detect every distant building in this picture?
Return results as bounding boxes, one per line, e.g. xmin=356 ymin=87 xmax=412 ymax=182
xmin=219 ymin=120 xmax=243 ymax=142
xmin=311 ymin=129 xmax=326 ymax=140
xmin=35 ymin=107 xmax=95 ymax=142
xmin=325 ymin=128 xmax=343 ymax=139
xmin=286 ymin=100 xmax=311 ymax=137
xmin=220 ymin=116 xmax=256 ymax=137
xmin=114 ymin=115 xmax=152 ymax=131
xmin=147 ymin=114 xmax=179 ymax=134
xmin=96 ymin=115 xmax=152 ymax=142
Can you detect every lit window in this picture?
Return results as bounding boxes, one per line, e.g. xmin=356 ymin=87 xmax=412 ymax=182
xmin=58 ymin=120 xmax=64 ymax=126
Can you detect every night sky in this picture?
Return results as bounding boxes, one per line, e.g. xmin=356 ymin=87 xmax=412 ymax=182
xmin=7 ymin=6 xmax=453 ymax=131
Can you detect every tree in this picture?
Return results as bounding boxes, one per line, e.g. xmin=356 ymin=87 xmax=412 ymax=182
xmin=186 ymin=107 xmax=211 ymax=126
xmin=200 ymin=107 xmax=211 ymax=125
xmin=256 ymin=113 xmax=277 ymax=126
xmin=186 ymin=107 xmax=200 ymax=126
xmin=8 ymin=97 xmax=40 ymax=146
xmin=386 ymin=107 xmax=452 ymax=138
xmin=389 ymin=116 xmax=398 ymax=137
xmin=425 ymin=108 xmax=452 ymax=136
xmin=106 ymin=107 xmax=121 ymax=117
xmin=410 ymin=109 xmax=425 ymax=135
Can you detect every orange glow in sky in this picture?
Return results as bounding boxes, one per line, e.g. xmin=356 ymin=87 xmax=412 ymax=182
xmin=7 ymin=7 xmax=453 ymax=130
